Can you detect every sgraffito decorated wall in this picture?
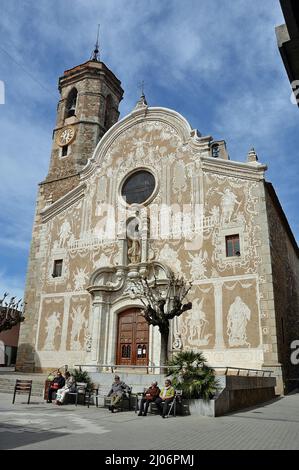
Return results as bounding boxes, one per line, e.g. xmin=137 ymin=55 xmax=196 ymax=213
xmin=16 ymin=61 xmax=298 ymax=394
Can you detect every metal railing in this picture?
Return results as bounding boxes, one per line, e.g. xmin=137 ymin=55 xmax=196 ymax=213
xmin=47 ymin=365 xmax=68 ymax=377
xmin=74 ymin=364 xmax=167 ymax=374
xmin=213 ymin=366 xmax=273 ymax=377
xmin=74 ymin=364 xmax=273 ymax=377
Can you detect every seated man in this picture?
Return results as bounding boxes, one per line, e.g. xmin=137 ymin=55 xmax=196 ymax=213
xmin=107 ymin=375 xmax=130 ymax=413
xmin=138 ymin=381 xmax=160 ymax=416
xmin=47 ymin=370 xmax=65 ymax=403
xmin=155 ymin=379 xmax=175 ymax=418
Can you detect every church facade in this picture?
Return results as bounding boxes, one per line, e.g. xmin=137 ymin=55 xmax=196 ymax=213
xmin=16 ymin=56 xmax=299 ymax=393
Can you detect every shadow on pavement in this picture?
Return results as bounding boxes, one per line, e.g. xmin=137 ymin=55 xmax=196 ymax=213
xmin=0 ymin=423 xmax=68 ymax=450
xmin=224 ymin=396 xmax=284 ymax=415
xmin=226 ymin=396 xmax=284 ymax=416
xmin=223 ymin=396 xmax=299 ymax=423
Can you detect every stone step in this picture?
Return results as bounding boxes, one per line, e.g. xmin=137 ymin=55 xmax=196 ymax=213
xmin=0 ymin=380 xmax=44 ymax=386
xmin=0 ymin=383 xmax=45 ymax=388
xmin=0 ymin=379 xmax=44 ymax=387
xmin=0 ymin=386 xmax=44 ymax=393
xmin=0 ymin=378 xmax=46 ymax=384
xmin=0 ymin=385 xmax=44 ymax=390
xmin=0 ymin=372 xmax=166 ymax=396
xmin=1 ymin=388 xmax=42 ymax=392
xmin=0 ymin=390 xmax=44 ymax=395
xmin=0 ymin=382 xmax=44 ymax=387
xmin=0 ymin=376 xmax=45 ymax=396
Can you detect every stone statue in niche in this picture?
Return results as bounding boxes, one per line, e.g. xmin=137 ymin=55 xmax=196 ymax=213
xmin=128 ymin=238 xmax=141 ymax=264
xmin=127 ymin=222 xmax=141 ymax=264
xmin=227 ymin=296 xmax=251 ymax=347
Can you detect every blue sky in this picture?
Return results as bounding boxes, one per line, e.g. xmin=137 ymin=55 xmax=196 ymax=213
xmin=0 ymin=0 xmax=298 ymax=299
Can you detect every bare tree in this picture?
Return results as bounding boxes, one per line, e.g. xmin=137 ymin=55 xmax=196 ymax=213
xmin=133 ymin=274 xmax=192 ymax=367
xmin=0 ymin=292 xmax=25 ymax=333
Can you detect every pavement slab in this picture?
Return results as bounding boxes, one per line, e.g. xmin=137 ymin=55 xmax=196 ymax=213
xmin=0 ymin=393 xmax=299 ymax=450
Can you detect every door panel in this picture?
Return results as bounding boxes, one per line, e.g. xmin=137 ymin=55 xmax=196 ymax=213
xmin=117 ymin=308 xmax=149 ymax=366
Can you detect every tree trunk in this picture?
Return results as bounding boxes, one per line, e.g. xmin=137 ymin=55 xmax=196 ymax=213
xmin=160 ymin=331 xmax=169 ymax=373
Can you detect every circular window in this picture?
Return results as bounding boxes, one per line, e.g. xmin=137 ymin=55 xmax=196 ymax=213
xmin=121 ymin=170 xmax=155 ymax=205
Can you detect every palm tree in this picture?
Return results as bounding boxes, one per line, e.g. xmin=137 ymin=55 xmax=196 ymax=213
xmin=167 ymin=350 xmax=219 ymax=400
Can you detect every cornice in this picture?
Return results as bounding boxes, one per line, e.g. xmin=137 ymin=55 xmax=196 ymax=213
xmin=53 ymin=120 xmax=102 ymax=133
xmin=59 ymin=61 xmax=123 ymax=95
xmin=40 ymin=183 xmax=86 ymax=223
xmin=201 ymin=155 xmax=267 ymax=181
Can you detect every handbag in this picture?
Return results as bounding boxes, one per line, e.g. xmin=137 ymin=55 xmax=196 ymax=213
xmin=51 ymin=383 xmax=59 ymax=390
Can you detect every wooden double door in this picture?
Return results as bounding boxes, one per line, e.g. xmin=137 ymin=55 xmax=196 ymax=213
xmin=116 ymin=308 xmax=149 ymax=366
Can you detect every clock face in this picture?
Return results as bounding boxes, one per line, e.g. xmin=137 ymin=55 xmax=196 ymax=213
xmin=57 ymin=127 xmax=76 ymax=146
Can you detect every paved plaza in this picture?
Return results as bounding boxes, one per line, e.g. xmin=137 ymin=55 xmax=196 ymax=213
xmin=0 ymin=392 xmax=299 ymax=450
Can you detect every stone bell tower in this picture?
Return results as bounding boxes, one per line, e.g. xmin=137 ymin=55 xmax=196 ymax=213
xmin=43 ymin=43 xmax=124 ymax=202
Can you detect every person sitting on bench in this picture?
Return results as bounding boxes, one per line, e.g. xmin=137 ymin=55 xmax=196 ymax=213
xmin=155 ymin=379 xmax=175 ymax=418
xmin=55 ymin=371 xmax=76 ymax=405
xmin=107 ymin=375 xmax=130 ymax=413
xmin=46 ymin=370 xmax=65 ymax=403
xmin=138 ymin=381 xmax=160 ymax=416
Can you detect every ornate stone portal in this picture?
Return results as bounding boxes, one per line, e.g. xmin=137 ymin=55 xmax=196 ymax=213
xmin=86 ymin=261 xmax=171 ymax=370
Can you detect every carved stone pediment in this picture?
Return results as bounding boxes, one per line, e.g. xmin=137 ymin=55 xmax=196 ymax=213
xmin=87 ymin=261 xmax=172 ymax=298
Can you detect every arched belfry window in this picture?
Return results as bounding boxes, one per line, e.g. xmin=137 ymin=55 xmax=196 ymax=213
xmin=211 ymin=143 xmax=220 ymax=158
xmin=65 ymin=88 xmax=77 ymax=118
xmin=104 ymin=94 xmax=113 ymax=129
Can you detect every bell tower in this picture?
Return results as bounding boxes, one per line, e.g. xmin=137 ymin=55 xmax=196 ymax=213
xmin=43 ymin=44 xmax=124 ymax=201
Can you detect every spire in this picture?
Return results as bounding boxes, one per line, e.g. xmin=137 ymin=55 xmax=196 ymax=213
xmin=91 ymin=24 xmax=100 ymax=62
xmin=247 ymin=147 xmax=258 ymax=163
xmin=134 ymin=80 xmax=148 ymax=110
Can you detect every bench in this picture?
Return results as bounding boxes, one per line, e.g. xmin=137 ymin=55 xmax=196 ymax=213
xmin=149 ymin=390 xmax=184 ymax=417
xmin=84 ymin=386 xmax=98 ymax=408
xmin=66 ymin=382 xmax=88 ymax=406
xmin=103 ymin=387 xmax=134 ymax=411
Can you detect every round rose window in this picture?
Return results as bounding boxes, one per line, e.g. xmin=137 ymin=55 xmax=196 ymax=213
xmin=121 ymin=170 xmax=155 ymax=205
